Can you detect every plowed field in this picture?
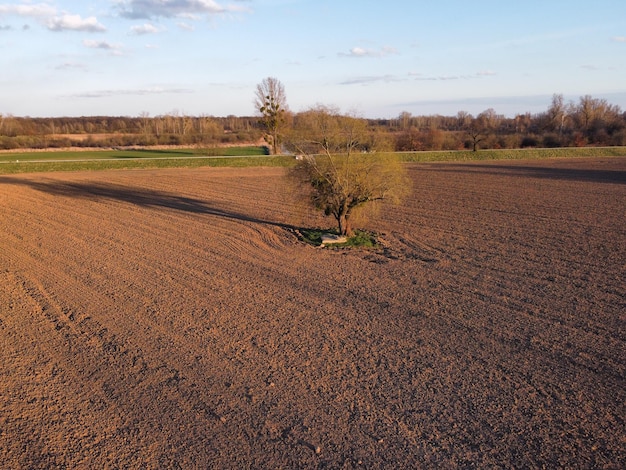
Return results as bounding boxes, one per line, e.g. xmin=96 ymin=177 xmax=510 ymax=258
xmin=1 ymin=157 xmax=625 ymax=468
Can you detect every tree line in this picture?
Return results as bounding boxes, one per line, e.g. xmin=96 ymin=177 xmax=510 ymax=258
xmin=0 ymin=113 xmax=261 ymax=150
xmin=390 ymin=94 xmax=625 ymax=151
xmin=1 ymin=93 xmax=624 ymax=151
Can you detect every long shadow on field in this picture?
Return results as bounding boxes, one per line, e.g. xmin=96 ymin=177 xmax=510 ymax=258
xmin=0 ymin=178 xmax=299 ymax=230
xmin=421 ymin=162 xmax=626 ymax=185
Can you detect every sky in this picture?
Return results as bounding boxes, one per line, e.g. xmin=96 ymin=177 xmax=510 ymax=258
xmin=1 ymin=0 xmax=625 ymax=119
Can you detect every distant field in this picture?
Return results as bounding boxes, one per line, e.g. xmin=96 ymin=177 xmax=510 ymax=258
xmin=0 ymin=145 xmax=268 ymax=161
xmin=0 ymin=146 xmax=295 ymax=174
xmin=396 ymin=146 xmax=626 ymax=162
xmin=0 ymin=146 xmax=625 ymax=174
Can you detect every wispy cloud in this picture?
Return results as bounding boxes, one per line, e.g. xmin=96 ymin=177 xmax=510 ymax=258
xmin=0 ymin=4 xmax=56 ymax=19
xmin=55 ymin=62 xmax=88 ymax=71
xmin=117 ymin=0 xmax=251 ymax=20
xmin=130 ymin=23 xmax=164 ymax=35
xmin=339 ymin=46 xmax=398 ymax=58
xmin=83 ymin=39 xmax=124 ymax=55
xmin=70 ymin=86 xmax=194 ymax=99
xmin=415 ymin=75 xmax=466 ymax=81
xmin=409 ymin=71 xmax=497 ymax=81
xmin=611 ymin=36 xmax=626 ymax=43
xmin=394 ymin=94 xmax=558 ymax=116
xmin=47 ymin=14 xmax=106 ymax=32
xmin=340 ymin=75 xmax=402 ymax=85
xmin=0 ymin=4 xmax=106 ymax=32
xmin=177 ymin=22 xmax=195 ymax=31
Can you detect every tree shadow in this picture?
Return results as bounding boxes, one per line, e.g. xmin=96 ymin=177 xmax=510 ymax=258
xmin=0 ymin=177 xmax=300 ymax=231
xmin=422 ymin=162 xmax=626 ymax=185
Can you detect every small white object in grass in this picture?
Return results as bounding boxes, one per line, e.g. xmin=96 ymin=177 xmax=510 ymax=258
xmin=321 ymin=234 xmax=347 ymax=245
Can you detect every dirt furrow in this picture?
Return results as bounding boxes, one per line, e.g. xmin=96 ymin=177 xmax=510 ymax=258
xmin=1 ymin=158 xmax=624 ymax=468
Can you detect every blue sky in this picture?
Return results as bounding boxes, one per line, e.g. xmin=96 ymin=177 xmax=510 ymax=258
xmin=1 ymin=0 xmax=625 ymax=118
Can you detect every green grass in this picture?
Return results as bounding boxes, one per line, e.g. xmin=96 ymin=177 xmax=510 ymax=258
xmin=0 ymin=146 xmax=267 ymax=161
xmin=343 ymin=230 xmax=379 ymax=248
xmin=298 ymin=229 xmax=326 ymax=246
xmin=0 ymin=146 xmax=292 ymax=174
xmin=394 ymin=146 xmax=626 ymax=163
xmin=204 ymin=146 xmax=270 ymax=156
xmin=1 ymin=145 xmax=624 ymax=175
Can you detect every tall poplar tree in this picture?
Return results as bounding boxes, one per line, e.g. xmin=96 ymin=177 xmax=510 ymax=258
xmin=254 ymin=77 xmax=287 ymax=155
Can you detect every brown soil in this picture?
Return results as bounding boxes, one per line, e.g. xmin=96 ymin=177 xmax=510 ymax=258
xmin=1 ymin=157 xmax=624 ymax=468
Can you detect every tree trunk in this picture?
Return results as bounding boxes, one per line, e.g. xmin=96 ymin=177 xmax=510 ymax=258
xmin=336 ymin=204 xmax=352 ymax=237
xmin=272 ymin=131 xmax=279 ymax=155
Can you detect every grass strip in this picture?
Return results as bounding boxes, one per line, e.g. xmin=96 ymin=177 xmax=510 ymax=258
xmin=0 ymin=156 xmax=293 ymax=175
xmin=394 ymin=146 xmax=626 ymax=163
xmin=1 ymin=146 xmax=624 ymax=175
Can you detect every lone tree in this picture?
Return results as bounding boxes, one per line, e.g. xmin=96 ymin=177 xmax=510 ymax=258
xmin=288 ymin=106 xmax=410 ymax=237
xmin=465 ymin=120 xmax=485 ymax=151
xmin=254 ymin=77 xmax=288 ymax=154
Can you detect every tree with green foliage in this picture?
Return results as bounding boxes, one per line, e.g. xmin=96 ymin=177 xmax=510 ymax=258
xmin=254 ymin=77 xmax=288 ymax=154
xmin=288 ymin=106 xmax=410 ymax=236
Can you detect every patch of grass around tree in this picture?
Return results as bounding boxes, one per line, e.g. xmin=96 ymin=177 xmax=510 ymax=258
xmin=298 ymin=228 xmax=379 ymax=249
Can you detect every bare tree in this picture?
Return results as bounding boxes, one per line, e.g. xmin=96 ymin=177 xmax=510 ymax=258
xmin=288 ymin=106 xmax=410 ymax=236
xmin=398 ymin=111 xmax=412 ymax=130
xmin=546 ymin=93 xmax=567 ymax=135
xmin=254 ymin=77 xmax=288 ymax=154
xmin=139 ymin=112 xmax=152 ymax=136
xmin=572 ymin=95 xmax=621 ymax=140
xmin=456 ymin=111 xmax=472 ymax=131
xmin=463 ymin=109 xmax=500 ymax=151
xmin=465 ymin=118 xmax=485 ymax=151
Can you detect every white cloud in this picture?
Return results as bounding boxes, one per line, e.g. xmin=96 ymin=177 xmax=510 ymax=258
xmin=340 ymin=75 xmax=401 ymax=85
xmin=83 ymin=39 xmax=124 ymax=55
xmin=0 ymin=5 xmax=106 ymax=32
xmin=340 ymin=46 xmax=398 ymax=58
xmin=70 ymin=86 xmax=194 ymax=99
xmin=410 ymin=71 xmax=497 ymax=81
xmin=611 ymin=36 xmax=626 ymax=43
xmin=177 ymin=22 xmax=195 ymax=31
xmin=349 ymin=47 xmax=368 ymax=57
xmin=0 ymin=4 xmax=57 ymax=19
xmin=117 ymin=0 xmax=249 ymax=20
xmin=415 ymin=75 xmax=465 ymax=81
xmin=47 ymin=14 xmax=106 ymax=32
xmin=83 ymin=39 xmax=114 ymax=49
xmin=55 ymin=61 xmax=88 ymax=71
xmin=130 ymin=23 xmax=163 ymax=35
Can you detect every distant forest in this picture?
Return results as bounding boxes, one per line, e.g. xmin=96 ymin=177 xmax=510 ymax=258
xmin=1 ymin=94 xmax=624 ymax=151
